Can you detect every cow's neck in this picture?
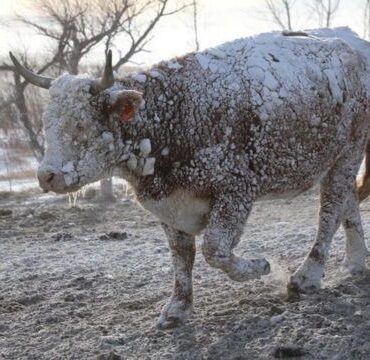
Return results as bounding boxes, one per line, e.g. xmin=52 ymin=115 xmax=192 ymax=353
xmin=115 ymin=71 xmax=184 ymax=195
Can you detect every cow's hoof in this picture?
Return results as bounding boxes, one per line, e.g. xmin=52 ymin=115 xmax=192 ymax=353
xmin=226 ymin=257 xmax=271 ymax=282
xmin=157 ymin=301 xmax=192 ymax=330
xmin=343 ymin=263 xmax=367 ymax=276
xmin=343 ymin=258 xmax=368 ymax=275
xmin=157 ymin=315 xmax=183 ymax=330
xmin=287 ymin=258 xmax=324 ymax=296
xmin=287 ymin=274 xmax=321 ymax=296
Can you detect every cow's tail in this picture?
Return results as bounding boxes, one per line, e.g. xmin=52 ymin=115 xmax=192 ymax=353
xmin=357 ymin=140 xmax=370 ymax=202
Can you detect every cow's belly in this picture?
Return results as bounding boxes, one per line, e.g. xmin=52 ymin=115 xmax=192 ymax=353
xmin=258 ymin=168 xmax=329 ymax=200
xmin=140 ymin=189 xmax=210 ymax=235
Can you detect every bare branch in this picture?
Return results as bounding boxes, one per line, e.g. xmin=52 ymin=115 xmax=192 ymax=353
xmin=310 ymin=0 xmax=341 ymax=28
xmin=364 ymin=0 xmax=370 ymax=39
xmin=265 ymin=0 xmax=295 ymax=31
xmin=191 ymin=0 xmax=200 ymax=51
xmin=0 ymin=64 xmax=15 ymax=72
xmin=113 ymin=0 xmax=174 ymax=70
xmin=3 ymin=0 xmax=187 ymax=162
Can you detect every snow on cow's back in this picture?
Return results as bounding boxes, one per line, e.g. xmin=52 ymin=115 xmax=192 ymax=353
xmin=194 ymin=27 xmax=363 ymax=79
xmin=310 ymin=27 xmax=370 ymax=67
xmin=309 ymin=27 xmax=370 ymax=95
xmin=187 ymin=28 xmax=364 ymax=122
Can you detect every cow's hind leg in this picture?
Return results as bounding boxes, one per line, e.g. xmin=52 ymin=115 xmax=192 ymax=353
xmin=288 ymin=155 xmax=360 ymax=295
xmin=202 ymin=193 xmax=270 ymax=282
xmin=357 ymin=140 xmax=370 ymax=202
xmin=342 ymin=189 xmax=369 ymax=274
xmin=157 ymin=224 xmax=195 ymax=329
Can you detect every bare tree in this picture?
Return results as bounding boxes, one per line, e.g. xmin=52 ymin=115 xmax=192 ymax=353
xmin=265 ymin=0 xmax=295 ymax=31
xmin=1 ymin=0 xmax=186 ymax=146
xmin=0 ymin=0 xmax=187 ymax=198
xmin=0 ymin=31 xmax=69 ymax=161
xmin=311 ymin=0 xmax=341 ymax=28
xmin=191 ymin=0 xmax=200 ymax=51
xmin=0 ymin=64 xmax=53 ymax=161
xmin=364 ymin=0 xmax=370 ymax=40
xmin=18 ymin=0 xmax=187 ymax=74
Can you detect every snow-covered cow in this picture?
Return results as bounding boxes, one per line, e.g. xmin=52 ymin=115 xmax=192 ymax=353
xmin=11 ymin=27 xmax=370 ymax=328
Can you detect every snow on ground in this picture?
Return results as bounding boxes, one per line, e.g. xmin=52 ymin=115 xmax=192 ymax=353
xmin=0 ymin=178 xmax=39 ymax=192
xmin=1 ymin=187 xmax=370 ymax=359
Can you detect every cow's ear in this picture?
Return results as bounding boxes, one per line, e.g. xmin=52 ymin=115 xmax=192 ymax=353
xmin=109 ymin=90 xmax=143 ymax=123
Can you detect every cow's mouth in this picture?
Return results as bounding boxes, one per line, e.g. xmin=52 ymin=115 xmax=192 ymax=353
xmin=37 ymin=169 xmax=83 ymax=194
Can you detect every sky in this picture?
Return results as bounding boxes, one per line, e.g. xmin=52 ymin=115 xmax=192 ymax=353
xmin=0 ymin=0 xmax=367 ymax=67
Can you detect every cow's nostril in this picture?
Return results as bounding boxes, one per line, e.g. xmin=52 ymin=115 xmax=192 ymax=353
xmin=46 ymin=172 xmax=55 ymax=183
xmin=38 ymin=169 xmax=67 ymax=192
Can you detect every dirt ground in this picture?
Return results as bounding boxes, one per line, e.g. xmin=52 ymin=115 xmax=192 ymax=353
xmin=1 ymin=187 xmax=370 ymax=360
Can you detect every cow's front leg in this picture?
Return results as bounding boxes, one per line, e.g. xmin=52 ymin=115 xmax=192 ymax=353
xmin=157 ymin=223 xmax=195 ymax=329
xmin=202 ymin=193 xmax=270 ymax=281
xmin=288 ymin=158 xmax=359 ymax=295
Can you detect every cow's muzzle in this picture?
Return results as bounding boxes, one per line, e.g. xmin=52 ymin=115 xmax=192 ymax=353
xmin=37 ymin=167 xmax=68 ymax=193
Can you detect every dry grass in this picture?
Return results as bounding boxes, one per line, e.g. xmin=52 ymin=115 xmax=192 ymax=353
xmin=0 ymin=168 xmax=36 ymax=181
xmin=0 ymin=188 xmax=42 ymax=200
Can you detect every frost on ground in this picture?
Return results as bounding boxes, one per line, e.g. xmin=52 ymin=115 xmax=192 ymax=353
xmin=1 ymin=187 xmax=370 ymax=360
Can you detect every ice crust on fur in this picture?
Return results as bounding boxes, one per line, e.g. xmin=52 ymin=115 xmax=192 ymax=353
xmin=38 ymin=27 xmax=370 ymax=327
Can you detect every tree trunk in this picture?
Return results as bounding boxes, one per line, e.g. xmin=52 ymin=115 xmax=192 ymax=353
xmin=192 ymin=0 xmax=200 ymax=51
xmin=13 ymin=73 xmax=44 ymax=162
xmin=283 ymin=0 xmax=292 ymax=31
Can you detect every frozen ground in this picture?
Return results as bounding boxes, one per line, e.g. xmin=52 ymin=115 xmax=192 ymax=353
xmin=1 ymin=187 xmax=370 ymax=359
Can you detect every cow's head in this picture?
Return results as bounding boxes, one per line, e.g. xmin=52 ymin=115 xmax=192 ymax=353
xmin=10 ymin=51 xmax=143 ymax=193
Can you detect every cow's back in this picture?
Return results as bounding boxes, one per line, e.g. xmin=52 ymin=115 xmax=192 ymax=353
xmin=179 ymin=28 xmax=366 ymax=119
xmin=161 ymin=29 xmax=370 ymax=197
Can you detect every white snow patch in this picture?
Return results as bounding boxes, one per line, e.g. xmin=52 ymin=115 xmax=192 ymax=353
xmin=132 ymin=74 xmax=147 ymax=83
xmin=161 ymin=147 xmax=170 ymax=156
xmin=142 ymin=157 xmax=156 ymax=176
xmin=206 ymin=48 xmax=227 ymax=59
xmin=150 ymin=70 xmax=163 ymax=79
xmin=195 ymin=53 xmax=210 ymax=70
xmin=139 ymin=139 xmax=151 ymax=156
xmin=167 ymin=61 xmax=183 ymax=70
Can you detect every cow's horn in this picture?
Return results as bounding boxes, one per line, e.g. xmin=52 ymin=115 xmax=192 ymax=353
xmin=90 ymin=50 xmax=114 ymax=95
xmin=9 ymin=52 xmax=54 ymax=89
